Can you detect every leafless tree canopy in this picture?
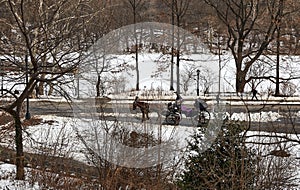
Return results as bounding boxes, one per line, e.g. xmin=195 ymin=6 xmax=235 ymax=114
xmin=0 ymin=0 xmax=299 ymax=187
xmin=0 ymin=0 xmax=109 ymax=180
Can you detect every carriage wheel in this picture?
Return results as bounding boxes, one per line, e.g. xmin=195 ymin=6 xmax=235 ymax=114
xmin=174 ymin=115 xmax=181 ymax=125
xmin=166 ymin=114 xmax=181 ymax=125
xmin=197 ymin=111 xmax=210 ymax=127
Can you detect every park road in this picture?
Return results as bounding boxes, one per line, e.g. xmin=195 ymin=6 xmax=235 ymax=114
xmin=25 ymin=98 xmax=300 ymax=134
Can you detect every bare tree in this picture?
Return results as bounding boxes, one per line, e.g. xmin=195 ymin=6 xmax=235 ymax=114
xmin=73 ymin=106 xmax=180 ymax=189
xmin=0 ymin=0 xmax=99 ymax=180
xmin=180 ymin=64 xmax=214 ymax=95
xmin=273 ymin=0 xmax=300 ymax=96
xmin=203 ymin=0 xmax=285 ymax=93
xmin=124 ymin=0 xmax=146 ymax=91
xmin=163 ymin=0 xmax=190 ymax=94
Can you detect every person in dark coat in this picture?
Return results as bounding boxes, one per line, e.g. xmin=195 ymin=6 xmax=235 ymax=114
xmin=251 ymin=88 xmax=258 ymax=100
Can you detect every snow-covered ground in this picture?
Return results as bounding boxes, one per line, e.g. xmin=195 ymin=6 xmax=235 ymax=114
xmin=4 ymin=51 xmax=299 ymax=99
xmin=0 ymin=24 xmax=300 ymax=188
xmin=0 ymin=163 xmax=40 ymax=189
xmin=73 ymin=51 xmax=300 ymax=98
xmin=0 ymin=111 xmax=299 ymax=188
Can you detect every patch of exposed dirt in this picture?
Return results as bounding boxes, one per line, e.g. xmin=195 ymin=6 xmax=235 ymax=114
xmin=0 ymin=145 xmax=99 ymax=180
xmin=0 ymin=113 xmax=13 ymax=126
xmin=0 ymin=114 xmax=56 ymax=128
xmin=22 ymin=117 xmax=56 ymax=127
xmin=22 ymin=117 xmax=43 ymax=127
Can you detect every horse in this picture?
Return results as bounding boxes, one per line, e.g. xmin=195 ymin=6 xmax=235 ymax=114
xmin=132 ymin=96 xmax=150 ymax=122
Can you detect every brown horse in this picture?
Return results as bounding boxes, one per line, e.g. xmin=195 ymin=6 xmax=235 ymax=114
xmin=133 ymin=96 xmax=150 ymax=122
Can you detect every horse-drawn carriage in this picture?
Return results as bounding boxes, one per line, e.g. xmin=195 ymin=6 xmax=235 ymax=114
xmin=163 ymin=98 xmax=210 ymax=126
xmin=133 ymin=96 xmax=210 ymax=127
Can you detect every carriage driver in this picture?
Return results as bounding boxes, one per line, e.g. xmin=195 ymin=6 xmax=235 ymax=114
xmin=174 ymin=92 xmax=183 ymax=112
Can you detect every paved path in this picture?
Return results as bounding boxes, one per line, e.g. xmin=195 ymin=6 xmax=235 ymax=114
xmin=28 ymin=98 xmax=300 ymax=114
xmin=24 ymin=98 xmax=300 ymax=134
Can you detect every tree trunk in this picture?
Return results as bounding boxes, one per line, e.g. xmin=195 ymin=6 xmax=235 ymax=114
xmin=11 ymin=110 xmax=24 ymax=180
xmin=47 ymin=82 xmax=54 ymax=96
xmin=134 ymin=8 xmax=139 ymax=91
xmin=176 ymin=15 xmax=180 ymax=94
xmin=38 ymin=80 xmax=44 ymax=96
xmin=136 ymin=49 xmax=139 ymax=91
xmin=275 ymin=26 xmax=281 ymax=96
xmin=236 ymin=71 xmax=247 ymax=93
xmin=170 ymin=0 xmax=175 ymax=91
xmin=170 ymin=52 xmax=174 ymax=91
xmin=96 ymin=75 xmax=101 ymax=97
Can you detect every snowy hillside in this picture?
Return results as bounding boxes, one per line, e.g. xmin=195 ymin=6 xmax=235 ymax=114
xmin=74 ymin=50 xmax=300 ymax=98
